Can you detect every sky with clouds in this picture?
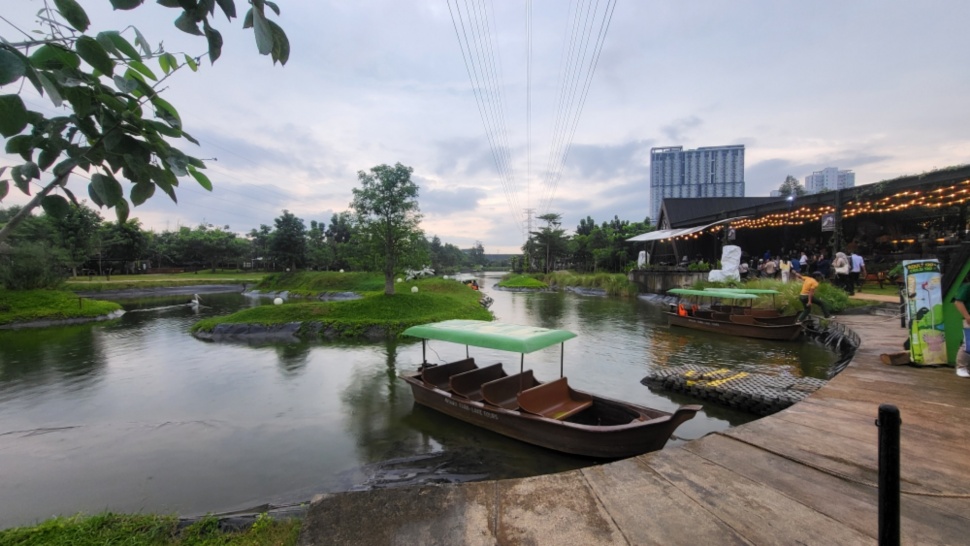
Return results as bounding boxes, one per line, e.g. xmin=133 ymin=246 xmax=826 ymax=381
xmin=3 ymin=0 xmax=969 ymax=253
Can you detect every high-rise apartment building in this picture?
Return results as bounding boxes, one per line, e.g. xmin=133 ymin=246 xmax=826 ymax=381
xmin=649 ymin=145 xmax=745 ymax=221
xmin=804 ymin=167 xmax=855 ymax=194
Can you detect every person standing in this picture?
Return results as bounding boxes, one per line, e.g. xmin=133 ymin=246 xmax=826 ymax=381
xmin=850 ymin=251 xmax=866 ymax=292
xmin=794 ymin=271 xmax=832 ymax=321
xmin=779 ymin=256 xmax=793 ymax=283
xmin=833 ymin=251 xmax=852 ymax=294
xmin=952 ymin=279 xmax=970 ymax=378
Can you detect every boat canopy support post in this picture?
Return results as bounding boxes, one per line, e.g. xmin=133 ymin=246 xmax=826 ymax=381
xmin=560 ymin=342 xmax=565 ymax=378
xmin=421 ymin=340 xmax=428 ymax=365
xmin=519 ymin=354 xmax=524 ymax=375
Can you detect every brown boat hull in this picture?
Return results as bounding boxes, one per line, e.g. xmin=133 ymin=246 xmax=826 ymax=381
xmin=667 ymin=312 xmax=803 ymax=341
xmin=402 ymin=373 xmax=699 ymax=459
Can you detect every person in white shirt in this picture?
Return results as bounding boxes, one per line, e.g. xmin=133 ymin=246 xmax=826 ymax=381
xmin=849 ymin=252 xmax=866 ymax=293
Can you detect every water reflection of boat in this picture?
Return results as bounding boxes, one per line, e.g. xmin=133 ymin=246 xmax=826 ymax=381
xmin=667 ymin=289 xmax=803 ymax=341
xmin=400 ymin=320 xmax=700 ymax=459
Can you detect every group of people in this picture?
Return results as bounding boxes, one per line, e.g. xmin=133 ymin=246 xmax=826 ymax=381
xmin=741 ymin=249 xmax=866 ymax=295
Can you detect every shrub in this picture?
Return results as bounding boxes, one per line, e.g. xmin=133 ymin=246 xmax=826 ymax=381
xmin=0 ymin=243 xmax=68 ymax=290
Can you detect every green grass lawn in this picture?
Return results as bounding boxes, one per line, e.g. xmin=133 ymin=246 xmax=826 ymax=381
xmin=0 ymin=513 xmax=300 ymax=546
xmin=0 ymin=289 xmax=122 ymax=326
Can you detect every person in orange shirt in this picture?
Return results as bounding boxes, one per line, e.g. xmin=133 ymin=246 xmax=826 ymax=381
xmin=793 ymin=271 xmax=832 ymax=321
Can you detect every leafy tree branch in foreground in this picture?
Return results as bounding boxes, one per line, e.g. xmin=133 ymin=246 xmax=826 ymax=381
xmin=0 ymin=0 xmax=289 ymax=246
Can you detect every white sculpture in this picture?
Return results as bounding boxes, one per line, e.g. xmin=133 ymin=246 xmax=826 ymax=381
xmin=708 ymin=245 xmax=741 ymax=282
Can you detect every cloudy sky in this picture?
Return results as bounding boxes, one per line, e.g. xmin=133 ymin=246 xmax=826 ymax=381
xmin=3 ymin=0 xmax=969 ymax=253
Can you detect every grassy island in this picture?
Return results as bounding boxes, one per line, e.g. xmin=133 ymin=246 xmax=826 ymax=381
xmin=496 ymin=274 xmax=549 ymax=289
xmin=192 ymin=273 xmax=492 ymax=339
xmin=0 ymin=289 xmax=122 ymax=326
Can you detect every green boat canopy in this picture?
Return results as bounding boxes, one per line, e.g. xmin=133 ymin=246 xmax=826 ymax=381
xmin=704 ymin=288 xmax=780 ymax=295
xmin=403 ymin=320 xmax=577 ymax=353
xmin=668 ymin=288 xmax=758 ymax=300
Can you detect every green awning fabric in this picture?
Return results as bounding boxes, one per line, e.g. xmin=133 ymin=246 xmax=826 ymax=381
xmin=403 ymin=320 xmax=576 ymax=353
xmin=668 ymin=288 xmax=758 ymax=299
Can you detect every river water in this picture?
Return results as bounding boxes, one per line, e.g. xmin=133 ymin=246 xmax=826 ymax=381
xmin=0 ymin=274 xmax=836 ymax=529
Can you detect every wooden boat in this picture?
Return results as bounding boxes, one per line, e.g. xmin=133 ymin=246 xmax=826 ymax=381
xmin=400 ymin=320 xmax=701 ymax=459
xmin=668 ymin=289 xmax=804 ymax=341
xmin=705 ymin=289 xmax=801 ymax=325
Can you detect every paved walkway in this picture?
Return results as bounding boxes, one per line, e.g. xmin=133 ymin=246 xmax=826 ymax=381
xmin=298 ymin=314 xmax=970 ymax=545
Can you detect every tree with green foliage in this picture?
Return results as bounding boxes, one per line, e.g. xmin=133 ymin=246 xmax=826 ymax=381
xmin=269 ymin=210 xmax=306 ymax=271
xmin=98 ymin=218 xmax=148 ymax=274
xmin=47 ymin=200 xmax=102 ymax=276
xmin=526 ymin=213 xmax=568 ymax=274
xmin=0 ymin=0 xmax=289 ymax=246
xmin=778 ymin=175 xmax=806 ymax=198
xmin=350 ymin=163 xmax=422 ymax=295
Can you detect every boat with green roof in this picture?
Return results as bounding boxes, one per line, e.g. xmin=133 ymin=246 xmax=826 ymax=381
xmin=400 ymin=319 xmax=700 ymax=459
xmin=667 ymin=288 xmax=804 ymax=341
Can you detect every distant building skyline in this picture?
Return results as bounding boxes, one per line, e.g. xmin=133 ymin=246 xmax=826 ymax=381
xmin=804 ymin=167 xmax=856 ymax=194
xmin=649 ymin=145 xmax=746 ymax=221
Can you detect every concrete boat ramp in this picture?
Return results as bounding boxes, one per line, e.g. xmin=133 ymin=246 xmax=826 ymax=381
xmin=298 ymin=314 xmax=970 ymax=545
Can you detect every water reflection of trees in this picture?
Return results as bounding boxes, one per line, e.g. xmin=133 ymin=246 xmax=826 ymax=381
xmin=274 ymin=343 xmax=311 ymax=375
xmin=339 ymin=340 xmax=431 ymax=462
xmin=0 ymin=325 xmax=107 ymax=396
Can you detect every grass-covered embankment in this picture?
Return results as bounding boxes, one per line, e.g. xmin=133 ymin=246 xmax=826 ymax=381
xmin=192 ymin=275 xmax=492 ymax=338
xmin=63 ymin=271 xmax=266 ymax=292
xmin=253 ymin=271 xmax=386 ymax=297
xmin=691 ymin=278 xmax=856 ymax=314
xmin=0 ymin=289 xmax=122 ymax=326
xmin=0 ymin=512 xmax=300 ymax=546
xmin=498 ymin=271 xmax=640 ymax=296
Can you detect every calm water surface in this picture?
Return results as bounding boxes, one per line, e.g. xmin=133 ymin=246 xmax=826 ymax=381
xmin=0 ymin=275 xmax=836 ymax=528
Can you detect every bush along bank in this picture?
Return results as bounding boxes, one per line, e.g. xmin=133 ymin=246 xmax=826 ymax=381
xmin=192 ymin=276 xmax=492 ymax=342
xmin=497 ymin=272 xmax=639 ymax=297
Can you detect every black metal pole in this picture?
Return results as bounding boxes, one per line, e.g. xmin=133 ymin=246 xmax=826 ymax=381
xmin=876 ymin=404 xmax=901 ymax=546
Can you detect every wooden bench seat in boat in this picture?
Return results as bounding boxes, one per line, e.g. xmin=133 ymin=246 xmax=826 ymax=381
xmin=517 ymin=377 xmax=593 ymax=420
xmin=421 ymin=358 xmax=476 ymax=391
xmin=481 ymin=370 xmax=539 ymax=410
xmin=449 ymin=363 xmax=506 ymax=402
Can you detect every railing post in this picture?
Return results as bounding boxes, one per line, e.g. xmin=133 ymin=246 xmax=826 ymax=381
xmin=876 ymin=404 xmax=901 ymax=546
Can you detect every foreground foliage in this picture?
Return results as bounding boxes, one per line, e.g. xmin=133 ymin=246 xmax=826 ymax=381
xmin=0 ymin=512 xmax=300 ymax=546
xmin=0 ymin=289 xmax=121 ymax=325
xmin=193 ymin=276 xmax=491 ymax=337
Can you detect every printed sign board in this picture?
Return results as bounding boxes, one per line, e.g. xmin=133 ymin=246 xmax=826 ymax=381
xmin=902 ymin=259 xmax=947 ymax=365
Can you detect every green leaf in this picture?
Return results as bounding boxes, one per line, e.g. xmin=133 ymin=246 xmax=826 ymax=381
xmin=38 ymin=144 xmax=62 ymax=171
xmin=110 ymin=0 xmax=145 ymax=10
xmin=0 ymin=180 xmax=8 ymax=201
xmin=113 ymin=74 xmax=139 ymax=93
xmin=114 ymin=198 xmax=130 ymax=223
xmin=181 ymin=130 xmax=200 ymax=145
xmin=268 ymin=19 xmax=289 ymax=65
xmin=53 ymin=0 xmax=91 ymax=32
xmin=28 ymin=44 xmax=81 ymax=70
xmin=264 ymin=1 xmax=280 ymax=16
xmin=215 ymin=0 xmax=236 ymax=20
xmin=156 ymin=0 xmax=181 ymax=7
xmin=243 ymin=8 xmax=253 ymax=28
xmin=5 ymin=135 xmax=33 ymax=161
xmin=158 ymin=52 xmax=176 ymax=74
xmin=76 ymin=36 xmax=115 ymax=76
xmin=133 ymin=26 xmax=152 ymax=56
xmin=62 ymin=187 xmax=78 ymax=205
xmin=184 ymin=54 xmax=198 ymax=72
xmin=22 ymin=162 xmax=41 ymax=181
xmin=188 ymin=165 xmax=212 ymax=191
xmin=91 ymin=172 xmax=124 ymax=207
xmin=144 ymin=119 xmax=181 ymax=138
xmin=0 ymin=49 xmax=26 ymax=86
xmin=151 ymin=95 xmax=182 ymax=128
xmin=252 ymin=8 xmax=273 ymax=55
xmin=11 ymin=166 xmax=30 ymax=193
xmin=41 ymin=194 xmax=72 ymax=218
xmin=203 ymin=20 xmax=223 ymax=63
xmin=150 ymin=165 xmax=179 ymax=203
xmin=174 ymin=12 xmax=204 ymax=36
xmin=36 ymin=72 xmax=64 ymax=107
xmin=0 ymin=94 xmax=28 ymax=138
xmin=99 ymin=31 xmax=143 ymax=61
xmin=130 ymin=181 xmax=155 ymax=205
xmin=53 ymin=158 xmax=77 ymax=177
xmin=128 ymin=59 xmax=157 ymax=80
